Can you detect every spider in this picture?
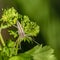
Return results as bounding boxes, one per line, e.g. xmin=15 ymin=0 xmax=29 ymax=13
xmin=13 ymin=20 xmax=40 ymax=48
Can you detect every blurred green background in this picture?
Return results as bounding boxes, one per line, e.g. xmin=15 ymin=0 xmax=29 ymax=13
xmin=0 ymin=0 xmax=60 ymax=60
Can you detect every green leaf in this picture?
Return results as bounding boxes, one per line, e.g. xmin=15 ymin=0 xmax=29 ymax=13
xmin=6 ymin=40 xmax=18 ymax=57
xmin=9 ymin=54 xmax=32 ymax=60
xmin=25 ymin=45 xmax=56 ymax=60
xmin=0 ymin=23 xmax=11 ymax=29
xmin=7 ymin=40 xmax=15 ymax=47
xmin=9 ymin=45 xmax=56 ymax=60
xmin=1 ymin=7 xmax=19 ymax=26
xmin=8 ymin=30 xmax=18 ymax=38
xmin=21 ymin=16 xmax=40 ymax=37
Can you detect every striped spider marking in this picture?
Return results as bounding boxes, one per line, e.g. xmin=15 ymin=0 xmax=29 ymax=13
xmin=17 ymin=20 xmax=26 ymax=38
xmin=16 ymin=20 xmax=40 ymax=45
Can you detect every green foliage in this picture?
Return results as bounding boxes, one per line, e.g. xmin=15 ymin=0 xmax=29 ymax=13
xmin=0 ymin=7 xmax=57 ymax=60
xmin=8 ymin=30 xmax=18 ymax=38
xmin=25 ymin=45 xmax=56 ymax=60
xmin=0 ymin=40 xmax=18 ymax=58
xmin=9 ymin=45 xmax=56 ymax=60
xmin=9 ymin=54 xmax=32 ymax=60
xmin=0 ymin=7 xmax=19 ymax=29
xmin=7 ymin=40 xmax=15 ymax=47
xmin=2 ymin=7 xmax=18 ymax=25
xmin=15 ymin=0 xmax=60 ymax=59
xmin=21 ymin=16 xmax=40 ymax=36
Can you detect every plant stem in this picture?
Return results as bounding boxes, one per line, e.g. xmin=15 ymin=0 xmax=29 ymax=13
xmin=0 ymin=28 xmax=5 ymax=46
xmin=15 ymin=36 xmax=21 ymax=49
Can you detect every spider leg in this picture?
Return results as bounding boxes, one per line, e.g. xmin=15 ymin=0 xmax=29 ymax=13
xmin=32 ymin=39 xmax=40 ymax=45
xmin=26 ymin=36 xmax=40 ymax=45
xmin=15 ymin=36 xmax=22 ymax=50
xmin=12 ymin=25 xmax=17 ymax=28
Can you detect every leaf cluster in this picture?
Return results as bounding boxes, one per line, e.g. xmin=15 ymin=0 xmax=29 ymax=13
xmin=0 ymin=7 xmax=57 ymax=60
